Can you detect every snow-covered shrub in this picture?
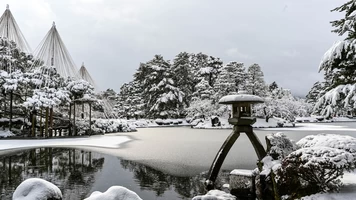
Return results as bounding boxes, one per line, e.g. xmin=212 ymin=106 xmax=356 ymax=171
xmin=13 ymin=178 xmax=62 ymax=200
xmin=297 ymin=134 xmax=356 ymax=159
xmin=266 ymin=132 xmax=298 ymax=160
xmin=276 ymin=147 xmax=354 ymax=198
xmin=90 ymin=119 xmax=136 ymax=134
xmin=85 ymin=186 xmax=142 ymax=200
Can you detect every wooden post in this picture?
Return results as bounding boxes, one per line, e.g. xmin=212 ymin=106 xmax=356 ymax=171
xmin=49 ymin=107 xmax=53 ymax=137
xmin=45 ymin=107 xmax=49 ymax=138
xmin=9 ymin=91 xmax=13 ymax=131
xmin=31 ymin=110 xmax=35 ymax=137
xmin=89 ymin=103 xmax=91 ymax=136
xmin=69 ymin=103 xmax=72 ymax=136
xmin=40 ymin=108 xmax=43 ymax=137
xmin=3 ymin=93 xmax=6 ymax=131
xmin=73 ymin=102 xmax=76 ymax=136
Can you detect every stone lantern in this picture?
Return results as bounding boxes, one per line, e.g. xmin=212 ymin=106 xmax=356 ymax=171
xmin=220 ymin=91 xmax=264 ymax=125
xmin=205 ymin=91 xmax=267 ymax=190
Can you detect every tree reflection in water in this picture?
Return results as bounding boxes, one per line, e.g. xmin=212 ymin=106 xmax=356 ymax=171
xmin=120 ymin=159 xmax=207 ymax=199
xmin=0 ymin=148 xmax=218 ymax=200
xmin=0 ymin=148 xmax=105 ymax=200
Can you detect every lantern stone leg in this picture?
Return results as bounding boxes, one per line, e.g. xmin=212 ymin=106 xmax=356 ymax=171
xmin=205 ymin=126 xmax=240 ymax=190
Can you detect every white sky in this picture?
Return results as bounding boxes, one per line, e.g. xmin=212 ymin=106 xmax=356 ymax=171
xmin=2 ymin=0 xmax=345 ymax=96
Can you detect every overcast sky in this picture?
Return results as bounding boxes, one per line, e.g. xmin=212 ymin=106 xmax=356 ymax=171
xmin=3 ymin=0 xmax=345 ymax=96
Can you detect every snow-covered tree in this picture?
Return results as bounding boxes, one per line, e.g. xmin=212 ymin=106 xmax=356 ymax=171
xmin=214 ymin=61 xmax=247 ymax=99
xmin=246 ymin=64 xmax=266 ymax=96
xmin=171 ymin=52 xmax=194 ymax=106
xmin=192 ymin=79 xmax=214 ymax=101
xmin=315 ymin=1 xmax=356 ymax=116
xmin=306 ymin=81 xmax=324 ymax=105
xmin=115 ymin=81 xmax=144 ymax=119
xmin=149 ymin=77 xmax=184 ymax=118
xmin=191 ymin=53 xmax=223 ymax=87
xmin=268 ymin=81 xmax=278 ymax=92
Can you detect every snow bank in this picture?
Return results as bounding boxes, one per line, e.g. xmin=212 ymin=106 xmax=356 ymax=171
xmin=85 ymin=186 xmax=142 ymax=200
xmin=13 ymin=178 xmax=62 ymax=200
xmin=192 ymin=190 xmax=236 ymax=200
xmin=0 ymin=135 xmax=131 ymax=151
xmin=0 ymin=130 xmax=15 ymax=138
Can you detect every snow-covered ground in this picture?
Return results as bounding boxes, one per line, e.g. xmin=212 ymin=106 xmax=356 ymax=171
xmin=0 ymin=133 xmax=131 ymax=151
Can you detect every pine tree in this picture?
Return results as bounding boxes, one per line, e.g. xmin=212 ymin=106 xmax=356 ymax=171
xmin=306 ymin=81 xmax=324 ymax=105
xmin=214 ymin=61 xmax=247 ymax=99
xmin=269 ymin=81 xmax=278 ymax=92
xmin=171 ymin=52 xmax=193 ymax=106
xmin=246 ymin=63 xmax=266 ymax=96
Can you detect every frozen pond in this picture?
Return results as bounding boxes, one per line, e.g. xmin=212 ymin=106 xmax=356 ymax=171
xmin=1 ymin=122 xmax=356 ymax=199
xmin=0 ymin=148 xmax=207 ymax=199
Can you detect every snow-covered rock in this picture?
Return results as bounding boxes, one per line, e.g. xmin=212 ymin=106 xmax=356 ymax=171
xmin=192 ymin=190 xmax=236 ymax=200
xmin=13 ymin=178 xmax=62 ymax=200
xmin=84 ymin=186 xmax=142 ymax=200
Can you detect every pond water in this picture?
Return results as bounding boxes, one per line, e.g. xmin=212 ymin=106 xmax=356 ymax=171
xmin=0 ymin=147 xmax=208 ymax=200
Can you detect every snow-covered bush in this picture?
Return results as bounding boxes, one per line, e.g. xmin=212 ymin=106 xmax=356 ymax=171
xmin=85 ymin=186 xmax=142 ymax=200
xmin=90 ymin=119 xmax=136 ymax=134
xmin=13 ymin=178 xmax=62 ymax=200
xmin=297 ymin=134 xmax=356 ymax=159
xmin=266 ymin=132 xmax=298 ymax=160
xmin=276 ymin=147 xmax=354 ymax=198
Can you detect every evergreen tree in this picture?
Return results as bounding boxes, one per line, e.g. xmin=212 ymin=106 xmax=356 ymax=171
xmin=306 ymin=81 xmax=324 ymax=105
xmin=171 ymin=52 xmax=193 ymax=106
xmin=190 ymin=53 xmax=223 ymax=87
xmin=133 ymin=55 xmax=171 ymax=115
xmin=246 ymin=63 xmax=266 ymax=96
xmin=315 ymin=1 xmax=356 ymax=116
xmin=214 ymin=61 xmax=247 ymax=99
xmin=149 ymin=77 xmax=184 ymax=118
xmin=269 ymin=81 xmax=278 ymax=92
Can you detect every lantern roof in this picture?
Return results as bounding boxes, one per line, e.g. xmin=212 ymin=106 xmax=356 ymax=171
xmin=218 ymin=91 xmax=264 ymax=104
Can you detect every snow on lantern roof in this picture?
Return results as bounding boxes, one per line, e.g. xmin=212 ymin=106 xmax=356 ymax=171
xmin=219 ymin=91 xmax=264 ymax=104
